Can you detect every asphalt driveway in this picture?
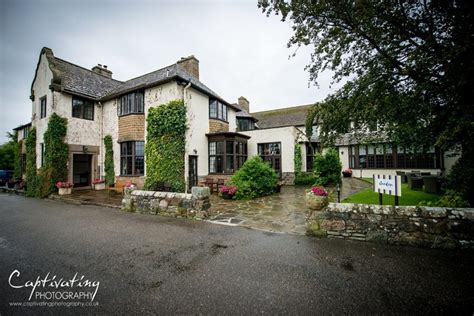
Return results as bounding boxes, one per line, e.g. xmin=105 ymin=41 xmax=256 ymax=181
xmin=0 ymin=193 xmax=473 ymax=314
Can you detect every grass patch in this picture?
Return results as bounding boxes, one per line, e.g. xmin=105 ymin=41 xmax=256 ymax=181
xmin=342 ymin=183 xmax=441 ymax=206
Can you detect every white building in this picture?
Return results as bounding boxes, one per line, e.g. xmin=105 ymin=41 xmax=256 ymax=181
xmin=15 ymin=47 xmax=454 ymax=190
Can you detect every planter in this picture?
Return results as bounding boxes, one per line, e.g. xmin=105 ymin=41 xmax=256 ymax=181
xmin=58 ymin=187 xmax=72 ymax=195
xmin=94 ymin=182 xmax=106 ymax=190
xmin=342 ymin=172 xmax=352 ymax=178
xmin=305 ymin=193 xmax=328 ymax=211
xmin=221 ymin=192 xmax=234 ymax=200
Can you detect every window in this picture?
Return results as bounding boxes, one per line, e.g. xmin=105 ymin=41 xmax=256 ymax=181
xmin=209 ymin=99 xmax=228 ymax=122
xmin=208 ymin=136 xmax=248 ymax=174
xmin=118 ymin=91 xmax=144 ymax=116
xmin=258 ymin=142 xmax=282 ymax=177
xmin=348 ymin=144 xmax=441 ymax=169
xmin=72 ymin=97 xmax=94 ymax=120
xmin=237 ymin=118 xmax=255 ymax=131
xmin=40 ymin=143 xmax=44 ymax=167
xmin=40 ymin=96 xmax=47 ymax=119
xmin=120 ymin=141 xmax=144 ymax=176
xmin=305 ymin=142 xmax=319 ymax=171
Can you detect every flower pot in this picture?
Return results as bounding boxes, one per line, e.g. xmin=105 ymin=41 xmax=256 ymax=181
xmin=305 ymin=193 xmax=328 ymax=211
xmin=94 ymin=182 xmax=105 ymax=190
xmin=221 ymin=192 xmax=234 ymax=200
xmin=58 ymin=187 xmax=72 ymax=195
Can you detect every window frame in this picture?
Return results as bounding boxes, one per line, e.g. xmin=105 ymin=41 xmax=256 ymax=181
xmin=72 ymin=96 xmax=95 ymax=120
xmin=40 ymin=96 xmax=47 ymax=119
xmin=209 ymin=99 xmax=228 ymax=122
xmin=120 ymin=141 xmax=145 ymax=176
xmin=117 ymin=91 xmax=145 ymax=117
xmin=208 ymin=135 xmax=248 ymax=174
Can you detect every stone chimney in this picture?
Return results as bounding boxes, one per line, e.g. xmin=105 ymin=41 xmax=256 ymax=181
xmin=177 ymin=55 xmax=199 ymax=79
xmin=92 ymin=64 xmax=113 ymax=78
xmin=238 ymin=96 xmax=250 ymax=113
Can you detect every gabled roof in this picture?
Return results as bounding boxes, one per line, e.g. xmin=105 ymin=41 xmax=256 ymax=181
xmin=232 ymin=103 xmax=258 ymax=121
xmin=33 ymin=47 xmax=236 ymax=109
xmin=251 ymin=104 xmax=313 ymax=129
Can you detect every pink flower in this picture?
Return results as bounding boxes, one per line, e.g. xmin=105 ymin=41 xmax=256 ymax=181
xmin=219 ymin=185 xmax=237 ymax=196
xmin=310 ymin=186 xmax=328 ymax=196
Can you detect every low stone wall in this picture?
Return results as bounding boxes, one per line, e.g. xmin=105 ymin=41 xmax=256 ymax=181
xmin=122 ymin=186 xmax=212 ymax=219
xmin=307 ymin=203 xmax=474 ymax=249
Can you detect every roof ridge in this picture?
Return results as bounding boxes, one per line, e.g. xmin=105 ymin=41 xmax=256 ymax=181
xmin=251 ymin=104 xmax=314 ymax=115
xmin=124 ymin=64 xmax=176 ymax=82
xmin=53 ymin=56 xmax=124 ymax=83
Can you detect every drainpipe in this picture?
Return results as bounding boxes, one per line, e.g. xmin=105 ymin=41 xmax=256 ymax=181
xmin=99 ymin=101 xmax=104 ymax=181
xmin=183 ymin=82 xmax=191 ymax=193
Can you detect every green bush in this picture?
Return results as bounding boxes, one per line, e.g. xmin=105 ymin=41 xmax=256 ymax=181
xmin=419 ymin=190 xmax=470 ymax=208
xmin=145 ymin=100 xmax=187 ymax=192
xmin=104 ymin=135 xmax=115 ymax=186
xmin=294 ymin=172 xmax=317 ymax=185
xmin=313 ymin=148 xmax=342 ymax=186
xmin=36 ymin=166 xmax=54 ymax=198
xmin=230 ymin=156 xmax=279 ymax=199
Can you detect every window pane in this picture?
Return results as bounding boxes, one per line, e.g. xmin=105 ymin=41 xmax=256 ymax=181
xmin=226 ymin=141 xmax=234 ymax=154
xmin=135 ymin=156 xmax=144 ymax=175
xmin=136 ymin=92 xmax=144 ymax=113
xmin=223 ymin=105 xmax=228 ymax=121
xmin=216 ymin=156 xmax=223 ymax=173
xmin=135 ymin=141 xmax=144 ymax=156
xmin=226 ymin=155 xmax=234 ymax=172
xmin=209 ymin=157 xmax=216 ymax=173
xmin=209 ymin=100 xmax=217 ymax=118
xmin=209 ymin=142 xmax=216 ymax=155
xmin=217 ymin=141 xmax=224 ymax=154
xmin=84 ymin=102 xmax=93 ymax=120
xmin=72 ymin=98 xmax=82 ymax=118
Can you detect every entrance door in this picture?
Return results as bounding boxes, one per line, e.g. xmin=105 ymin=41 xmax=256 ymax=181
xmin=188 ymin=155 xmax=198 ymax=190
xmin=73 ymin=154 xmax=92 ymax=187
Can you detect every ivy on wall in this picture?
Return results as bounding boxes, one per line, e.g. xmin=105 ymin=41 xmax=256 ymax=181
xmin=294 ymin=143 xmax=302 ymax=177
xmin=25 ymin=128 xmax=37 ymax=197
xmin=104 ymin=135 xmax=115 ymax=186
xmin=14 ymin=135 xmax=22 ymax=178
xmin=41 ymin=113 xmax=68 ymax=196
xmin=145 ymin=100 xmax=187 ymax=192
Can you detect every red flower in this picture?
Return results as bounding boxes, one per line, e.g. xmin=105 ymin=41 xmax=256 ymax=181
xmin=310 ymin=186 xmax=328 ymax=196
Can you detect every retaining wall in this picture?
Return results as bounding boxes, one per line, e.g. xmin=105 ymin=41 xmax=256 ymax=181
xmin=122 ymin=186 xmax=212 ymax=219
xmin=307 ymin=203 xmax=474 ymax=249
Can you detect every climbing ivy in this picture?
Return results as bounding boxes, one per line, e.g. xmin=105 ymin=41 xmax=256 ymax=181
xmin=13 ymin=135 xmax=22 ymax=178
xmin=25 ymin=128 xmax=37 ymax=197
xmin=294 ymin=143 xmax=302 ymax=177
xmin=104 ymin=135 xmax=115 ymax=186
xmin=145 ymin=100 xmax=187 ymax=192
xmin=42 ymin=113 xmax=68 ymax=196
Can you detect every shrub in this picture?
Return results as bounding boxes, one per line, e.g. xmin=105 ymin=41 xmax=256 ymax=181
xmin=294 ymin=172 xmax=317 ymax=185
xmin=313 ymin=148 xmax=342 ymax=186
xmin=43 ymin=113 xmax=68 ymax=195
xmin=294 ymin=143 xmax=302 ymax=177
xmin=145 ymin=100 xmax=187 ymax=192
xmin=230 ymin=156 xmax=279 ymax=199
xmin=36 ymin=166 xmax=54 ymax=198
xmin=419 ymin=190 xmax=470 ymax=208
xmin=104 ymin=135 xmax=115 ymax=186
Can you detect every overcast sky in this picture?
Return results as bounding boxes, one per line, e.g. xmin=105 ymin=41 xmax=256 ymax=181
xmin=0 ymin=0 xmax=342 ymax=144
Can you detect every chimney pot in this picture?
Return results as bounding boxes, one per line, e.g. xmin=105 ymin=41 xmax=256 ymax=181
xmin=92 ymin=64 xmax=112 ymax=78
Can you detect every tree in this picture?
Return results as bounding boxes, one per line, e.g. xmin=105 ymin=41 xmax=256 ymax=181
xmin=0 ymin=132 xmax=17 ymax=170
xmin=260 ymin=0 xmax=474 ymax=203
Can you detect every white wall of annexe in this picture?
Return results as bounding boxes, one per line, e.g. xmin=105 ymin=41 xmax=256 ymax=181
xmin=241 ymin=126 xmax=298 ymax=174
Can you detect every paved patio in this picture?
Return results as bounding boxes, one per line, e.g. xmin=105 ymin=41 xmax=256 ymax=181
xmin=50 ymin=189 xmax=123 ymax=208
xmin=207 ymin=177 xmax=370 ymax=234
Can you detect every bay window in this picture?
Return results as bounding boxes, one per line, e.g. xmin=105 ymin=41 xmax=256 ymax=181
xmin=118 ymin=91 xmax=144 ymax=116
xmin=209 ymin=99 xmax=228 ymax=122
xmin=120 ymin=141 xmax=144 ymax=176
xmin=208 ymin=133 xmax=249 ymax=174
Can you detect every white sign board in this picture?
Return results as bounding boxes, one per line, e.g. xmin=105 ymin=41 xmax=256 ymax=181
xmin=373 ymin=174 xmax=402 ymax=197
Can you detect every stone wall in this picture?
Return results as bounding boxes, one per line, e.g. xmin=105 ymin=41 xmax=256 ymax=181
xmin=307 ymin=203 xmax=474 ymax=249
xmin=209 ymin=119 xmax=229 ymax=133
xmin=122 ymin=186 xmax=212 ymax=219
xmin=281 ymin=172 xmax=295 ymax=185
xmin=118 ymin=114 xmax=145 ymax=142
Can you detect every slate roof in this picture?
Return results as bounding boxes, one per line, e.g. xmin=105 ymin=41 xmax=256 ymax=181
xmin=233 ymin=103 xmax=258 ymax=121
xmin=13 ymin=122 xmax=32 ymax=131
xmin=251 ymin=104 xmax=313 ymax=129
xmin=50 ymin=57 xmax=123 ymax=99
xmin=38 ymin=48 xmax=234 ymax=108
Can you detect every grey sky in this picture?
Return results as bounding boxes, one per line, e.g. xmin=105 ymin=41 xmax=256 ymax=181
xmin=0 ymin=0 xmax=342 ymax=144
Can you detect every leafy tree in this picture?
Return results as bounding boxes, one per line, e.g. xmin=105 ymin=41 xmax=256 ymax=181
xmin=0 ymin=132 xmax=17 ymax=170
xmin=260 ymin=0 xmax=474 ymax=204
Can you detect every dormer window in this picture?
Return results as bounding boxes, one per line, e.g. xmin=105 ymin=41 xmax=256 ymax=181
xmin=209 ymin=99 xmax=227 ymax=122
xmin=237 ymin=118 xmax=255 ymax=131
xmin=118 ymin=91 xmax=144 ymax=116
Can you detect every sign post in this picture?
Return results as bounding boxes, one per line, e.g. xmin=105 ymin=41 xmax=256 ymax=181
xmin=373 ymin=174 xmax=402 ymax=206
